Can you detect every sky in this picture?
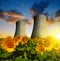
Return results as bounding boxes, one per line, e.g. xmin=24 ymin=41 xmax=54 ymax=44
xmin=0 ymin=0 xmax=60 ymax=38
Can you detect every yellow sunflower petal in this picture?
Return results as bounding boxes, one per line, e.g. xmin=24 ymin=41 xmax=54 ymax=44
xmin=36 ymin=45 xmax=45 ymax=55
xmin=20 ymin=36 xmax=29 ymax=45
xmin=43 ymin=37 xmax=54 ymax=51
xmin=2 ymin=36 xmax=16 ymax=53
xmin=14 ymin=36 xmax=21 ymax=46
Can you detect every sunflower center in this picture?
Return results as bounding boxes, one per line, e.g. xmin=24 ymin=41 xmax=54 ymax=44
xmin=7 ymin=42 xmax=14 ymax=48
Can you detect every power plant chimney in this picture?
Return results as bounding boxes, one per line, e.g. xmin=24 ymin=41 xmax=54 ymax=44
xmin=14 ymin=20 xmax=27 ymax=37
xmin=31 ymin=14 xmax=48 ymax=38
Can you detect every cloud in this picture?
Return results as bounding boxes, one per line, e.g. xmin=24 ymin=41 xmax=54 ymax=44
xmin=3 ymin=9 xmax=24 ymax=23
xmin=30 ymin=10 xmax=35 ymax=14
xmin=4 ymin=12 xmax=24 ymax=19
xmin=6 ymin=16 xmax=20 ymax=23
xmin=4 ymin=9 xmax=24 ymax=18
xmin=24 ymin=18 xmax=34 ymax=25
xmin=0 ymin=9 xmax=4 ymax=13
xmin=0 ymin=9 xmax=4 ymax=20
xmin=55 ymin=16 xmax=60 ymax=22
xmin=24 ymin=19 xmax=31 ymax=25
xmin=0 ymin=14 xmax=4 ymax=20
xmin=46 ymin=16 xmax=60 ymax=25
xmin=55 ymin=9 xmax=60 ymax=17
xmin=30 ymin=0 xmax=51 ymax=15
xmin=54 ymin=9 xmax=60 ymax=22
xmin=30 ymin=0 xmax=55 ymax=15
xmin=46 ymin=17 xmax=55 ymax=25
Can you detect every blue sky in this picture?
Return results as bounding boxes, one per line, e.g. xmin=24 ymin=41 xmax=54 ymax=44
xmin=0 ymin=0 xmax=60 ymax=37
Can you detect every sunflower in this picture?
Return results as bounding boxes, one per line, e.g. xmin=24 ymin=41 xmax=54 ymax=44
xmin=14 ymin=36 xmax=21 ymax=46
xmin=2 ymin=36 xmax=16 ymax=53
xmin=35 ymin=38 xmax=46 ymax=45
xmin=20 ymin=36 xmax=29 ymax=45
xmin=54 ymin=42 xmax=60 ymax=51
xmin=43 ymin=37 xmax=54 ymax=51
xmin=36 ymin=44 xmax=45 ymax=55
xmin=56 ymin=47 xmax=60 ymax=53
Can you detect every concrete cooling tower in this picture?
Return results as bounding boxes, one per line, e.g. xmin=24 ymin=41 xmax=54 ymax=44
xmin=14 ymin=20 xmax=26 ymax=37
xmin=31 ymin=14 xmax=48 ymax=38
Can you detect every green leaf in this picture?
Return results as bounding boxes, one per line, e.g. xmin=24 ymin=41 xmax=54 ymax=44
xmin=46 ymin=59 xmax=54 ymax=61
xmin=37 ymin=53 xmax=45 ymax=61
xmin=28 ymin=59 xmax=32 ymax=61
xmin=17 ymin=47 xmax=25 ymax=51
xmin=42 ymin=52 xmax=48 ymax=59
xmin=24 ymin=52 xmax=27 ymax=59
xmin=31 ymin=49 xmax=36 ymax=54
xmin=0 ymin=52 xmax=9 ymax=58
xmin=26 ymin=47 xmax=31 ymax=51
xmin=7 ymin=59 xmax=13 ymax=61
xmin=33 ymin=59 xmax=38 ymax=61
xmin=15 ymin=56 xmax=23 ymax=61
xmin=23 ymin=58 xmax=28 ymax=61
xmin=1 ymin=59 xmax=13 ymax=61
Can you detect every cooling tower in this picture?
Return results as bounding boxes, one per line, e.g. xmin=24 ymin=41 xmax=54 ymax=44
xmin=31 ymin=14 xmax=48 ymax=38
xmin=14 ymin=20 xmax=27 ymax=37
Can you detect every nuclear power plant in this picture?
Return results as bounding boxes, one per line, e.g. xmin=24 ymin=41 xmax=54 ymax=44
xmin=14 ymin=20 xmax=27 ymax=37
xmin=31 ymin=14 xmax=48 ymax=38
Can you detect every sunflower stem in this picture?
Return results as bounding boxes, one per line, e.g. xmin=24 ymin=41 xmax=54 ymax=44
xmin=24 ymin=51 xmax=27 ymax=59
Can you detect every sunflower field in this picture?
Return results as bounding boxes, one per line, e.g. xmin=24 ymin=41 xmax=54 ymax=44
xmin=0 ymin=36 xmax=60 ymax=61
